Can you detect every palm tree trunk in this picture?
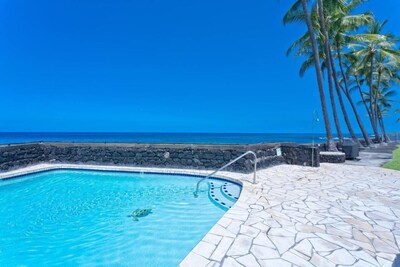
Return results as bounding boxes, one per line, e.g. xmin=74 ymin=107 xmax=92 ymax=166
xmin=325 ymin=68 xmax=344 ymax=143
xmin=355 ymin=76 xmax=372 ymax=118
xmin=329 ymin=54 xmax=361 ymax=146
xmin=377 ymin=106 xmax=389 ymax=142
xmin=355 ymin=75 xmax=380 ymax=143
xmin=369 ymin=54 xmax=381 ymax=142
xmin=317 ymin=0 xmax=343 ymax=144
xmin=344 ymin=91 xmax=374 ymax=146
xmin=335 ymin=41 xmax=372 ymax=146
xmin=375 ymin=70 xmax=382 ymax=135
xmin=301 ymin=0 xmax=337 ymax=151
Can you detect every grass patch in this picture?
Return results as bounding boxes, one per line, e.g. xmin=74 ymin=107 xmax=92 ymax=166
xmin=384 ymin=145 xmax=400 ymax=171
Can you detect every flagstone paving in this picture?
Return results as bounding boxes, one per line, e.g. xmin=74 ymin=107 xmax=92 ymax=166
xmin=180 ymin=163 xmax=400 ymax=267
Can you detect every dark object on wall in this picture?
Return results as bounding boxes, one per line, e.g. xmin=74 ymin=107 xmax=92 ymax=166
xmin=340 ymin=139 xmax=359 ymax=160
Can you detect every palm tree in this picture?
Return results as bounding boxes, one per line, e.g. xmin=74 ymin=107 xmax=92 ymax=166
xmin=347 ymin=20 xmax=400 ymax=142
xmin=285 ymin=0 xmax=370 ymax=146
xmin=285 ymin=0 xmax=337 ymax=151
xmin=284 ymin=0 xmax=399 ymax=148
xmin=326 ymin=0 xmax=374 ymax=146
xmin=316 ymin=0 xmax=344 ymax=143
xmin=362 ymin=86 xmax=398 ymax=142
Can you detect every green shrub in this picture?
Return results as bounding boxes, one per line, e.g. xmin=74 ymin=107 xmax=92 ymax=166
xmin=384 ymin=145 xmax=400 ymax=171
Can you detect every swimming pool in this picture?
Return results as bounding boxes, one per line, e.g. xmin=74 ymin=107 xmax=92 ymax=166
xmin=0 ymin=169 xmax=241 ymax=266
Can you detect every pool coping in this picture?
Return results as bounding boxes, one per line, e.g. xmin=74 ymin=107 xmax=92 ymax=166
xmin=0 ymin=163 xmax=244 ymax=185
xmin=0 ymin=163 xmax=249 ymax=265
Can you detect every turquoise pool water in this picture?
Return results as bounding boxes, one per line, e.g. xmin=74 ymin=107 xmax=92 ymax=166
xmin=0 ymin=170 xmax=239 ymax=266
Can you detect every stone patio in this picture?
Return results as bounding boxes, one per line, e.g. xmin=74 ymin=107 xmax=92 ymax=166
xmin=180 ymin=163 xmax=400 ymax=267
xmin=1 ymin=163 xmax=399 ymax=267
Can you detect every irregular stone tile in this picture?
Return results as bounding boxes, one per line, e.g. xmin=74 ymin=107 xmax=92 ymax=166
xmin=252 ymin=211 xmax=273 ymax=220
xmin=269 ymin=216 xmax=292 ymax=227
xmin=268 ymin=227 xmax=296 ymax=237
xmin=250 ymin=204 xmax=264 ymax=211
xmin=373 ymin=224 xmax=390 ymax=232
xmin=375 ymin=220 xmax=395 ymax=230
xmin=345 ymin=218 xmax=374 ymax=232
xmin=226 ymin=235 xmax=253 ymax=256
xmin=224 ymin=212 xmax=248 ymax=222
xmin=293 ymin=239 xmax=313 ymax=258
xmin=366 ymin=211 xmax=398 ymax=221
xmin=364 ymin=232 xmax=379 ymax=240
xmin=309 ymin=238 xmax=340 ymax=252
xmin=316 ymin=233 xmax=360 ymax=250
xmin=259 ymin=259 xmax=292 ymax=267
xmin=210 ymin=224 xmax=236 ymax=238
xmin=376 ymin=256 xmax=394 ymax=267
xmin=329 ymin=207 xmax=353 ymax=219
xmin=347 ymin=239 xmax=375 ymax=252
xmin=374 ymin=231 xmax=396 ymax=244
xmin=347 ymin=210 xmax=371 ymax=221
xmin=376 ymin=252 xmax=397 ymax=261
xmin=236 ymin=254 xmax=261 ymax=267
xmin=281 ymin=251 xmax=314 ymax=267
xmin=291 ymin=249 xmax=311 ymax=261
xmin=221 ymin=257 xmax=244 ymax=267
xmin=372 ymin=238 xmax=399 ymax=254
xmin=296 ymin=224 xmax=325 ymax=234
xmin=295 ymin=232 xmax=317 ymax=243
xmin=269 ymin=235 xmax=295 ymax=255
xmin=318 ymin=218 xmax=339 ymax=225
xmin=180 ymin=251 xmax=210 ymax=267
xmin=218 ymin=218 xmax=233 ymax=228
xmin=252 ymin=222 xmax=271 ymax=232
xmin=206 ymin=260 xmax=220 ymax=267
xmin=239 ymin=225 xmax=260 ymax=238
xmin=244 ymin=215 xmax=264 ymax=226
xmin=326 ymin=226 xmax=352 ymax=238
xmin=350 ymin=250 xmax=380 ymax=266
xmin=305 ymin=213 xmax=325 ymax=224
xmin=351 ymin=259 xmax=379 ymax=267
xmin=203 ymin=234 xmax=223 ymax=246
xmin=192 ymin=241 xmax=217 ymax=259
xmin=226 ymin=221 xmax=243 ymax=235
xmin=326 ymin=249 xmax=356 ymax=265
xmin=352 ymin=228 xmax=371 ymax=243
xmin=210 ymin=237 xmax=234 ymax=262
xmin=310 ymin=253 xmax=335 ymax=267
xmin=250 ymin=244 xmax=280 ymax=260
xmin=253 ymin=233 xmax=276 ymax=248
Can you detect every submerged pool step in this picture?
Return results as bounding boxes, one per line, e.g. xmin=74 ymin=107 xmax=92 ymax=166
xmin=220 ymin=182 xmax=241 ymax=202
xmin=208 ymin=181 xmax=240 ymax=210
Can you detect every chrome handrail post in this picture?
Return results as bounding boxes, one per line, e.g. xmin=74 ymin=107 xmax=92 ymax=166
xmin=252 ymin=153 xmax=257 ymax=184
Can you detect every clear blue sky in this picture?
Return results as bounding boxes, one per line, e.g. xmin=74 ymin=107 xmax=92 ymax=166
xmin=0 ymin=0 xmax=398 ymax=133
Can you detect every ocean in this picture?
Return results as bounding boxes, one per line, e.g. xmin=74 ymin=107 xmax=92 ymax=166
xmin=0 ymin=132 xmax=328 ymax=145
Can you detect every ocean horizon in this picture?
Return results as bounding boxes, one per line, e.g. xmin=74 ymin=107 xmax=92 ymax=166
xmin=0 ymin=132 xmax=348 ymax=145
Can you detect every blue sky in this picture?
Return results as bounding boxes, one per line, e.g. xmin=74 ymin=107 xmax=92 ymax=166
xmin=0 ymin=0 xmax=398 ymax=133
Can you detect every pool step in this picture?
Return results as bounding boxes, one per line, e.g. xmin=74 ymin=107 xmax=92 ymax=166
xmin=208 ymin=181 xmax=240 ymax=210
xmin=220 ymin=182 xmax=241 ymax=202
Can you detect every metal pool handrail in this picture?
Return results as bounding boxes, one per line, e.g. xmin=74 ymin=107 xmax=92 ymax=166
xmin=193 ymin=151 xmax=257 ymax=197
